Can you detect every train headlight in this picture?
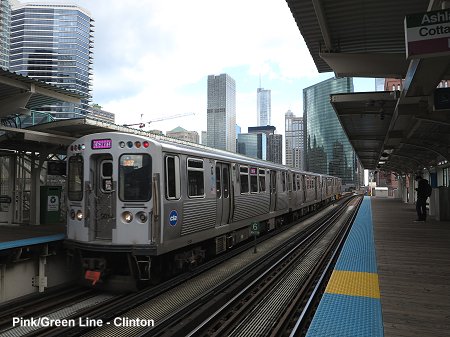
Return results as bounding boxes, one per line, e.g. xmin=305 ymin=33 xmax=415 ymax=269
xmin=136 ymin=211 xmax=148 ymax=223
xmin=119 ymin=141 xmax=125 ymax=148
xmin=76 ymin=210 xmax=83 ymax=221
xmin=70 ymin=209 xmax=76 ymax=220
xmin=122 ymin=211 xmax=133 ymax=223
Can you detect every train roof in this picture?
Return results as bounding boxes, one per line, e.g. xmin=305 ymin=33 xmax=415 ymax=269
xmin=80 ymin=130 xmax=336 ymax=178
xmin=132 ymin=132 xmax=328 ymax=177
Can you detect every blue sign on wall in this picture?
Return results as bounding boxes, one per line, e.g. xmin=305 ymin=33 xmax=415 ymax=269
xmin=169 ymin=210 xmax=178 ymax=226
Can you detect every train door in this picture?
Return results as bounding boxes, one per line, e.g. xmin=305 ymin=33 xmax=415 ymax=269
xmin=315 ymin=176 xmax=319 ymax=200
xmin=216 ymin=162 xmax=231 ymax=226
xmin=269 ymin=170 xmax=277 ymax=212
xmin=302 ymin=175 xmax=307 ymax=202
xmin=93 ymin=155 xmax=115 ymax=240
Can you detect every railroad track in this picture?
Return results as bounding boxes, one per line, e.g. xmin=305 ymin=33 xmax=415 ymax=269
xmin=62 ymin=196 xmax=356 ymax=337
xmin=0 ymin=195 xmax=357 ymax=337
xmin=149 ymin=196 xmax=362 ymax=337
xmin=0 ymin=285 xmax=117 ymax=337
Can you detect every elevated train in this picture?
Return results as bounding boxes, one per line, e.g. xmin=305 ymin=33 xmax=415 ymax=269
xmin=65 ymin=132 xmax=341 ymax=289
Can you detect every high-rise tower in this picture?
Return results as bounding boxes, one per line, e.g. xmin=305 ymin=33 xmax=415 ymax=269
xmin=0 ymin=0 xmax=11 ymax=69
xmin=285 ymin=110 xmax=304 ymax=169
xmin=257 ymin=88 xmax=271 ymax=126
xmin=207 ymin=74 xmax=236 ymax=152
xmin=10 ymin=2 xmax=94 ymax=119
xmin=303 ymin=77 xmax=360 ymax=188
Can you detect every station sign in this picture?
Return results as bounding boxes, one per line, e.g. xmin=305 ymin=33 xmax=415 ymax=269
xmin=405 ymin=9 xmax=450 ymax=58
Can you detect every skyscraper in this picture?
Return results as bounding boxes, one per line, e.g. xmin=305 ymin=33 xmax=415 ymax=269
xmin=269 ymin=134 xmax=282 ymax=164
xmin=257 ymin=88 xmax=271 ymax=126
xmin=10 ymin=2 xmax=94 ymax=119
xmin=303 ymin=77 xmax=359 ymax=188
xmin=248 ymin=125 xmax=282 ymax=164
xmin=0 ymin=0 xmax=11 ymax=69
xmin=285 ymin=110 xmax=304 ymax=169
xmin=237 ymin=133 xmax=267 ymax=160
xmin=207 ymin=74 xmax=236 ymax=152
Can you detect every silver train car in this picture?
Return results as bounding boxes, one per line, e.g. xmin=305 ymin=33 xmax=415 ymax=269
xmin=65 ymin=132 xmax=341 ymax=289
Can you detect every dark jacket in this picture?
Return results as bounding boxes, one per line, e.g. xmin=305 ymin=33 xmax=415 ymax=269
xmin=416 ymin=178 xmax=430 ymax=199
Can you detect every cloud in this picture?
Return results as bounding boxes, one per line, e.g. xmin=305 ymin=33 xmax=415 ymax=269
xmin=26 ymin=0 xmax=325 ymax=138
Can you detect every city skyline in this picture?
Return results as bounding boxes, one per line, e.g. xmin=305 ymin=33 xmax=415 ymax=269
xmin=3 ymin=0 xmax=374 ymax=148
xmin=5 ymin=0 xmax=375 ymax=142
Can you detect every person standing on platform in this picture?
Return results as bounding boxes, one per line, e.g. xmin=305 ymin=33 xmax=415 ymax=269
xmin=414 ymin=175 xmax=432 ymax=222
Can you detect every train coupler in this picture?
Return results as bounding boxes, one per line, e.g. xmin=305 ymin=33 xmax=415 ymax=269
xmin=82 ymin=257 xmax=106 ymax=286
xmin=85 ymin=270 xmax=101 ymax=286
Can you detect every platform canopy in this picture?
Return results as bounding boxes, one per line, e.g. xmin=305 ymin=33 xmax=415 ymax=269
xmin=0 ymin=68 xmax=82 ymax=118
xmin=286 ymin=0 xmax=450 ymax=173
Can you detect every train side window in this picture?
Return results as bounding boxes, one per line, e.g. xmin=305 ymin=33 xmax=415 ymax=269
xmin=287 ymin=172 xmax=292 ymax=192
xmin=165 ymin=155 xmax=180 ymax=199
xmin=250 ymin=167 xmax=258 ymax=193
xmin=240 ymin=166 xmax=249 ymax=194
xmin=187 ymin=158 xmax=204 ymax=198
xmin=259 ymin=169 xmax=266 ymax=192
xmin=281 ymin=172 xmax=286 ymax=192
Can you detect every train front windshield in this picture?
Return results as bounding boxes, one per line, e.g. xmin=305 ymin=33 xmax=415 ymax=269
xmin=119 ymin=154 xmax=152 ymax=201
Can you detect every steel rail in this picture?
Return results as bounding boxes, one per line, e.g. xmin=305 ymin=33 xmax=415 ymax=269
xmin=179 ymin=196 xmax=361 ymax=337
xmin=134 ymin=196 xmax=360 ymax=337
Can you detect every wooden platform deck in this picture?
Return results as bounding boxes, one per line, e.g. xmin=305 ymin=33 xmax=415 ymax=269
xmin=371 ymin=197 xmax=450 ymax=337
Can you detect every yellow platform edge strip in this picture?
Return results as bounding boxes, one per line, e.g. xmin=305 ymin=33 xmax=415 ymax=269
xmin=325 ymin=270 xmax=380 ymax=299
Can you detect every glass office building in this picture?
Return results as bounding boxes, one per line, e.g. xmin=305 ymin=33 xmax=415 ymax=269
xmin=303 ymin=77 xmax=360 ymax=188
xmin=237 ymin=133 xmax=267 ymax=160
xmin=10 ymin=3 xmax=94 ymax=119
xmin=248 ymin=126 xmax=282 ymax=164
xmin=0 ymin=0 xmax=11 ymax=69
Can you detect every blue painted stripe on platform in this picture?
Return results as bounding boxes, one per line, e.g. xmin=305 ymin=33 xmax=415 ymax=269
xmin=334 ymin=196 xmax=377 ymax=273
xmin=0 ymin=233 xmax=65 ymax=251
xmin=306 ymin=293 xmax=383 ymax=337
xmin=306 ymin=196 xmax=384 ymax=337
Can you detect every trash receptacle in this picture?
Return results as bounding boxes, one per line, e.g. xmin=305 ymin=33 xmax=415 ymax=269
xmin=40 ymin=186 xmax=62 ymax=224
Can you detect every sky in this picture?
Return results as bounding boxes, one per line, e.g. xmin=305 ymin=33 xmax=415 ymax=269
xmin=28 ymin=0 xmax=375 ymax=138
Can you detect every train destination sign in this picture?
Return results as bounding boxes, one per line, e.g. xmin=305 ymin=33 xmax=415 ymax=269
xmin=405 ymin=9 xmax=450 ymax=58
xmin=91 ymin=139 xmax=112 ymax=150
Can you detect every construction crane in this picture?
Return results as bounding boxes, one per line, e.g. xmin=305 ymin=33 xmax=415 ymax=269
xmin=123 ymin=112 xmax=195 ymax=128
